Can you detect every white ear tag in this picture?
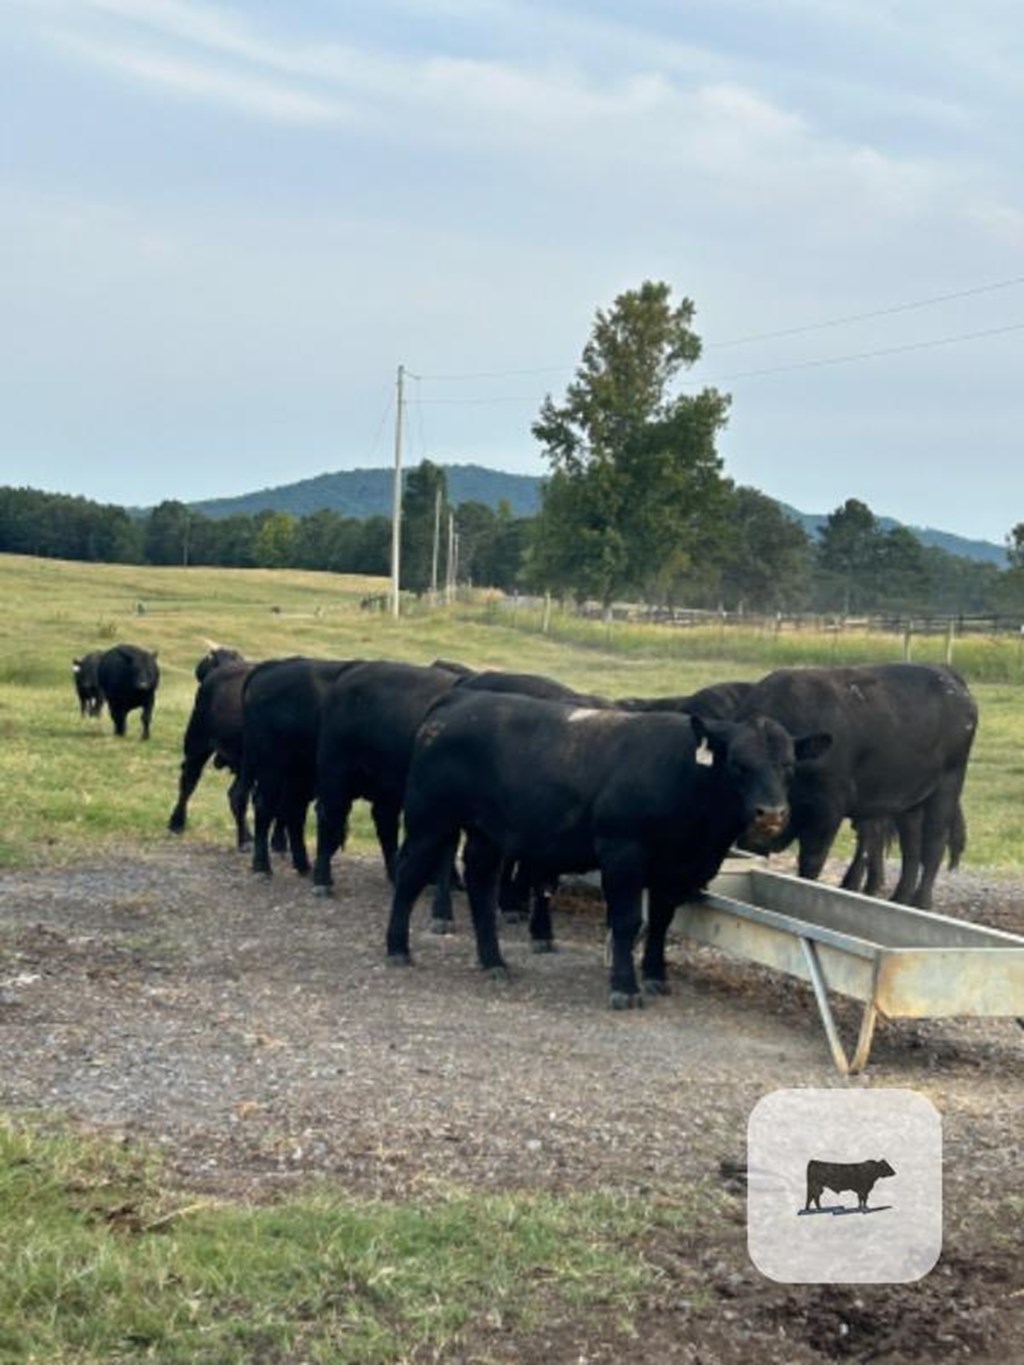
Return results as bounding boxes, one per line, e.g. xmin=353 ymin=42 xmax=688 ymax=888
xmin=695 ymin=738 xmax=715 ymax=767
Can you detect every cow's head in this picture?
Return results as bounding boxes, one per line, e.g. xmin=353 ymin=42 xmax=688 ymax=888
xmin=195 ymin=643 xmax=244 ymax=682
xmin=692 ymin=714 xmax=831 ymax=842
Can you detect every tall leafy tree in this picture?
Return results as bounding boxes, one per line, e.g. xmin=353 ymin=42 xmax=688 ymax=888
xmin=815 ymin=498 xmax=881 ymax=613
xmin=530 ymin=281 xmax=731 ymax=607
xmin=717 ymin=487 xmax=812 ymax=611
xmin=402 ymin=459 xmax=448 ymax=594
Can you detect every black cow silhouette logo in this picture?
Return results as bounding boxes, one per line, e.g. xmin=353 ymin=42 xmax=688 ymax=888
xmin=803 ymin=1158 xmax=896 ymax=1214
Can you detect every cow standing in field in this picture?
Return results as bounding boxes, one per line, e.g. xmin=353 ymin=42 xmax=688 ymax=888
xmin=241 ymin=657 xmax=357 ymax=877
xmin=733 ymin=663 xmax=977 ymax=908
xmin=386 ymin=691 xmax=829 ymax=1006
xmin=72 ymin=651 xmax=105 ymax=718
xmin=97 ymin=644 xmax=160 ymax=739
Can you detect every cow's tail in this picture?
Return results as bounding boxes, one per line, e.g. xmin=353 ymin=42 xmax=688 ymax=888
xmin=948 ymin=800 xmax=967 ymax=871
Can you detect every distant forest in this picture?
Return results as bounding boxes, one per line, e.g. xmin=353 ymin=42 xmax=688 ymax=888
xmin=2 ymin=465 xmax=1022 ymax=619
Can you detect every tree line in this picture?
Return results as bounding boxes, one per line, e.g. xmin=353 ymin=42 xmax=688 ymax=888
xmin=2 ymin=280 xmax=1023 ymax=618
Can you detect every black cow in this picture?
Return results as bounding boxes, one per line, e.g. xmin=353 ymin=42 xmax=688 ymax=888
xmin=733 ymin=663 xmax=977 ymax=908
xmin=195 ymin=644 xmax=244 ymax=683
xmin=312 ymin=660 xmax=462 ymax=900
xmin=169 ymin=659 xmax=254 ymax=847
xmin=241 ymin=657 xmax=357 ymax=877
xmin=386 ymin=692 xmax=829 ymax=1006
xmin=72 ymin=651 xmax=105 ymax=718
xmin=97 ymin=644 xmax=160 ymax=739
xmin=616 ymin=680 xmax=755 ymax=719
xmin=805 ymin=1158 xmax=895 ymax=1212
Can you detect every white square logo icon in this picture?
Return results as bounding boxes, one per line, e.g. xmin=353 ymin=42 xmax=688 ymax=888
xmin=747 ymin=1089 xmax=942 ymax=1283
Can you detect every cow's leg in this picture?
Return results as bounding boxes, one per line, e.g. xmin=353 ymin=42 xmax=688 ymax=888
xmin=284 ymin=789 xmax=311 ymax=877
xmin=312 ymin=780 xmax=354 ymax=895
xmin=527 ymin=873 xmax=556 ymax=952
xmin=890 ymin=809 xmax=923 ymax=905
xmin=386 ymin=831 xmax=451 ymax=964
xmin=370 ymin=798 xmax=401 ymax=884
xmin=227 ymin=773 xmax=252 ymax=848
xmin=461 ymin=833 xmax=506 ymax=975
xmin=109 ymin=705 xmax=127 ymax=737
xmin=641 ymin=888 xmax=679 ymax=995
xmin=429 ymin=838 xmax=461 ymax=933
xmin=498 ymin=859 xmax=529 ymax=922
xmin=600 ymin=846 xmax=645 ymax=1008
xmin=140 ymin=697 xmax=154 ymax=740
xmin=249 ymin=765 xmax=280 ymax=877
xmin=167 ymin=744 xmax=212 ymax=836
xmin=913 ymin=783 xmax=962 ymax=909
xmin=796 ymin=817 xmax=843 ymax=882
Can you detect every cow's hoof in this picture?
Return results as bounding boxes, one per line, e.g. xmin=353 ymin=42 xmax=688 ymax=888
xmin=486 ymin=965 xmax=511 ymax=984
xmin=531 ymin=939 xmax=556 ymax=954
xmin=430 ymin=920 xmax=454 ymax=936
xmin=609 ymin=991 xmax=644 ymax=1011
xmin=252 ymin=869 xmax=272 ymax=882
xmin=642 ymin=978 xmax=671 ymax=997
xmin=386 ymin=952 xmax=413 ymax=968
xmin=312 ymin=884 xmax=333 ymax=899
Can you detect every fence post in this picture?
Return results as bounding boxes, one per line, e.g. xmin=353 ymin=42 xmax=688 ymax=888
xmin=542 ymin=592 xmax=552 ymax=635
xmin=903 ymin=624 xmax=913 ymax=661
xmin=945 ymin=618 xmax=955 ymax=666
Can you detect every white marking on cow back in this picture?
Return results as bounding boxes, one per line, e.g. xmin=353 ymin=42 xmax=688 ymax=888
xmin=567 ymin=707 xmax=602 ymax=722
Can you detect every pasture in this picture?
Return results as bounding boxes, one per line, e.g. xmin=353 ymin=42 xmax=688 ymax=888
xmin=0 ymin=553 xmax=1022 ymax=1362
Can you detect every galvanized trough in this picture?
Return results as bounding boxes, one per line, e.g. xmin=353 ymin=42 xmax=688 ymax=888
xmin=678 ymin=863 xmax=1024 ymax=1074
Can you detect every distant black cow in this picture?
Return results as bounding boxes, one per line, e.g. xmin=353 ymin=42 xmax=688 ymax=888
xmin=805 ymin=1158 xmax=895 ymax=1211
xmin=386 ymin=692 xmax=829 ymax=1006
xmin=241 ymin=657 xmax=357 ymax=877
xmin=97 ymin=644 xmax=160 ymax=739
xmin=313 ymin=660 xmax=463 ymax=904
xmin=455 ymin=669 xmax=611 ymax=709
xmin=733 ymin=663 xmax=977 ymax=908
xmin=72 ymin=651 xmax=105 ymax=718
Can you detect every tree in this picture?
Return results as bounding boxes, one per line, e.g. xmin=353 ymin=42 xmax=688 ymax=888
xmin=143 ymin=500 xmax=192 ymax=566
xmin=530 ymin=281 xmax=731 ymax=607
xmin=815 ymin=498 xmax=881 ymax=613
xmin=402 ymin=460 xmax=447 ymax=594
xmin=254 ymin=511 xmax=296 ymax=568
xmin=717 ymin=487 xmax=812 ymax=612
xmin=1006 ymin=523 xmax=1024 ymax=571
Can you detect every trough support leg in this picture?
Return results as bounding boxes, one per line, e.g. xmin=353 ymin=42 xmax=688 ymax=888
xmin=799 ymin=938 xmax=851 ymax=1075
xmin=849 ymin=1001 xmax=880 ymax=1074
xmin=799 ymin=939 xmax=882 ymax=1075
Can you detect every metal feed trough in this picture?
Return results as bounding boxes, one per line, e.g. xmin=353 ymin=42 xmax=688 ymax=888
xmin=680 ymin=862 xmax=1024 ymax=1074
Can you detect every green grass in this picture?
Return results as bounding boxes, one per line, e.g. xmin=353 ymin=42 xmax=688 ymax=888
xmin=0 ymin=1115 xmax=698 ymax=1364
xmin=0 ymin=552 xmax=1021 ymax=871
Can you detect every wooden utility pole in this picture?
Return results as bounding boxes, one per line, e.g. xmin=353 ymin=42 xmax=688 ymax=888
xmin=389 ymin=364 xmax=405 ymax=618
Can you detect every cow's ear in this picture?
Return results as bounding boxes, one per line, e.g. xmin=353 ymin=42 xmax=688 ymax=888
xmin=794 ymin=732 xmax=831 ymax=763
xmin=690 ymin=714 xmax=734 ymax=754
xmin=73 ymin=658 xmax=82 ymax=671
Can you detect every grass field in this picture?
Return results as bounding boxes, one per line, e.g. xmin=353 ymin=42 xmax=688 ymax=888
xmin=0 ymin=552 xmax=1021 ymax=871
xmin=1 ymin=552 xmax=1022 ymax=1361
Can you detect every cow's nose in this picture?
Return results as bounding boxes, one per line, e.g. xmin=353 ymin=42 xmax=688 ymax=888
xmin=752 ymin=804 xmax=788 ymax=835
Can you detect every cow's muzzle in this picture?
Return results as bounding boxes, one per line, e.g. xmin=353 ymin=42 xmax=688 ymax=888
xmin=747 ymin=806 xmax=789 ymax=841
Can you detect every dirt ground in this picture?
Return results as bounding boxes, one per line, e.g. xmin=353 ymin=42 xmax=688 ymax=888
xmin=1 ymin=839 xmax=1022 ymax=1364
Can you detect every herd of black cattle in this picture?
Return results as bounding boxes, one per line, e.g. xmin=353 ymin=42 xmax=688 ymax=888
xmin=72 ymin=642 xmax=978 ymax=1008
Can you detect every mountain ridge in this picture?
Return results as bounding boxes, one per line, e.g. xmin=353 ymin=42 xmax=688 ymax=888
xmin=186 ymin=463 xmax=1006 ymax=567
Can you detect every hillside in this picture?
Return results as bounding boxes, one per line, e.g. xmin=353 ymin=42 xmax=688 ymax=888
xmin=190 ymin=464 xmax=542 ymax=521
xmin=186 ymin=462 xmax=1005 ymax=567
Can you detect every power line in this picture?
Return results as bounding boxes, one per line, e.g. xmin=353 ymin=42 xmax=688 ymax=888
xmin=694 ymin=319 xmax=1024 ymax=385
xmin=706 ymin=274 xmax=1024 ymax=349
xmin=406 ymin=273 xmax=1024 ymax=385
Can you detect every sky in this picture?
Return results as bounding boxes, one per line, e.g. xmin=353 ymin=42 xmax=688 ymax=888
xmin=2 ymin=0 xmax=1023 ymax=545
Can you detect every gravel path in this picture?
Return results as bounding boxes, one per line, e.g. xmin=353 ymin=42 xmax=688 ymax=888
xmin=1 ymin=842 xmax=1021 ymax=1362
